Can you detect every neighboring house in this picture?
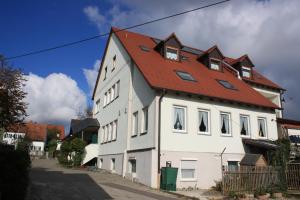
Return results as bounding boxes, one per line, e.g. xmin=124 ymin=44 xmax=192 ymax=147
xmin=2 ymin=121 xmax=65 ymax=156
xmin=66 ymin=118 xmax=100 ymax=166
xmin=92 ymin=27 xmax=284 ymax=189
xmin=277 ymin=118 xmax=300 ymax=162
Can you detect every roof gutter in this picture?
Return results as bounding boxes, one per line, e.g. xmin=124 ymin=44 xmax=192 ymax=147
xmin=158 ymin=89 xmax=167 ymax=174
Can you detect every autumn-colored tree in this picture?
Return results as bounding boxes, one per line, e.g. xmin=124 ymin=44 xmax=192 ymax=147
xmin=0 ymin=55 xmax=27 ymax=130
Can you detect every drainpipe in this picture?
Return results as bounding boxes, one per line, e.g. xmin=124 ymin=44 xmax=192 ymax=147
xmin=158 ymin=89 xmax=167 ymax=175
xmin=221 ymin=60 xmax=241 ymax=80
xmin=220 ymin=147 xmax=226 ymax=196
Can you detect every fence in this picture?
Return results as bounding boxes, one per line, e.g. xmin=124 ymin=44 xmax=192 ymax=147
xmin=222 ymin=166 xmax=280 ymax=194
xmin=286 ymin=163 xmax=300 ymax=191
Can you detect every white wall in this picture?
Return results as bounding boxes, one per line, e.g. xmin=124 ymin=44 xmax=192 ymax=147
xmin=161 ymin=151 xmax=244 ymax=189
xmin=31 ymin=141 xmax=45 ymax=152
xmin=288 ymin=128 xmax=300 ymax=136
xmin=252 ymin=86 xmax=282 ymax=117
xmin=129 ymin=64 xmax=157 ymax=150
xmin=94 ymin=33 xmax=132 ymax=156
xmin=160 ymin=93 xmax=278 ymax=154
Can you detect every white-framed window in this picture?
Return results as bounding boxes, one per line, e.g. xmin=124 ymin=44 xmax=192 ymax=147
xmin=101 ymin=126 xmax=105 ymax=143
xmin=107 ymin=89 xmax=111 ymax=104
xmin=241 ymin=66 xmax=251 ymax=78
xmin=95 ymin=99 xmax=100 ymax=113
xmin=115 ymin=81 xmax=120 ymax=98
xmin=105 ymin=125 xmax=109 ymax=142
xmin=103 ymin=92 xmax=107 ymax=107
xmin=111 ymin=85 xmax=115 ymax=100
xmin=240 ymin=115 xmax=250 ymax=137
xmin=198 ymin=109 xmax=210 ymax=134
xmin=129 ymin=159 xmax=136 ymax=173
xmin=220 ymin=112 xmax=231 ymax=136
xmin=112 ymin=55 xmax=116 ymax=71
xmin=173 ymin=106 xmax=186 ymax=132
xmin=228 ymin=161 xmax=239 ymax=171
xmin=210 ymin=60 xmax=220 ymax=70
xmin=258 ymin=117 xmax=267 ymax=138
xmin=166 ymin=46 xmax=179 ymax=60
xmin=132 ymin=112 xmax=138 ymax=136
xmin=112 ymin=120 xmax=117 ymax=141
xmin=180 ymin=160 xmax=197 ymax=181
xmin=99 ymin=158 xmax=103 ymax=168
xmin=104 ymin=66 xmax=107 ymax=80
xmin=108 ymin=123 xmax=112 ymax=141
xmin=111 ymin=158 xmax=116 ymax=171
xmin=141 ymin=107 xmax=148 ymax=134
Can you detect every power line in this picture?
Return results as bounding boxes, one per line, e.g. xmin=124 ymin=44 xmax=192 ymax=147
xmin=2 ymin=0 xmax=230 ymax=61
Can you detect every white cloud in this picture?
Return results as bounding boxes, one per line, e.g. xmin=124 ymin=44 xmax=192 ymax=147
xmin=83 ymin=59 xmax=101 ymax=95
xmin=24 ymin=73 xmax=87 ymax=129
xmin=83 ymin=0 xmax=300 ymax=119
xmin=83 ymin=6 xmax=107 ymax=31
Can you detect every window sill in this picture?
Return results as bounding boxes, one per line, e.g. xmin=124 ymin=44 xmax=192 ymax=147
xmin=240 ymin=135 xmax=251 ymax=138
xmin=258 ymin=136 xmax=267 ymax=139
xmin=198 ymin=132 xmax=211 ymax=136
xmin=131 ymin=134 xmax=138 ymax=138
xmin=180 ymin=178 xmax=197 ymax=182
xmin=173 ymin=130 xmax=187 ymax=134
xmin=140 ymin=131 xmax=147 ymax=136
xmin=220 ymin=134 xmax=232 ymax=137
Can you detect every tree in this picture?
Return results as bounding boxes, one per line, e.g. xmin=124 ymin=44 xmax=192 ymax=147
xmin=77 ymin=106 xmax=93 ymax=119
xmin=0 ymin=55 xmax=27 ymax=131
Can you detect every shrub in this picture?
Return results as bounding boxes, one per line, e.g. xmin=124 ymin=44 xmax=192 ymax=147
xmin=254 ymin=187 xmax=267 ymax=197
xmin=58 ymin=138 xmax=86 ymax=167
xmin=0 ymin=144 xmax=31 ymax=200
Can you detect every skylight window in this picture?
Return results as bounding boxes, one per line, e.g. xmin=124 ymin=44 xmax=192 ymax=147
xmin=139 ymin=45 xmax=150 ymax=52
xmin=166 ymin=47 xmax=178 ymax=60
xmin=217 ymin=80 xmax=236 ymax=90
xmin=176 ymin=71 xmax=196 ymax=82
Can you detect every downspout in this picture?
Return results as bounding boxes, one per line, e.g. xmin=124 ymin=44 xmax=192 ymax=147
xmin=221 ymin=60 xmax=241 ymax=80
xmin=158 ymin=89 xmax=167 ymax=174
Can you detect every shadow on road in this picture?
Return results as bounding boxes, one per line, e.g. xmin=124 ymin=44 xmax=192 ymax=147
xmin=29 ymin=167 xmax=112 ymax=200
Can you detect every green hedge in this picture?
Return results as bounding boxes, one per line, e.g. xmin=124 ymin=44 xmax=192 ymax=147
xmin=0 ymin=144 xmax=31 ymax=200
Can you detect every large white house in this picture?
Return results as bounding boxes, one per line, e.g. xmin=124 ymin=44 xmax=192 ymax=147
xmin=92 ymin=27 xmax=284 ymax=189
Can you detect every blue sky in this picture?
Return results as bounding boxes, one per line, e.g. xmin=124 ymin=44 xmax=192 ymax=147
xmin=0 ymin=0 xmax=110 ymax=99
xmin=1 ymin=0 xmax=300 ymax=129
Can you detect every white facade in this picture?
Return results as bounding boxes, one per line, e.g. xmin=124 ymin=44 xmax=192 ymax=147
xmin=30 ymin=141 xmax=45 ymax=156
xmin=2 ymin=132 xmax=25 ymax=145
xmin=93 ymin=32 xmax=280 ymax=189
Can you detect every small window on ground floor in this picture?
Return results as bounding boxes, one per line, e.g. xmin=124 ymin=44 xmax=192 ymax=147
xmin=129 ymin=159 xmax=136 ymax=173
xmin=111 ymin=158 xmax=116 ymax=171
xmin=99 ymin=158 xmax=103 ymax=168
xmin=180 ymin=160 xmax=197 ymax=180
xmin=228 ymin=161 xmax=239 ymax=171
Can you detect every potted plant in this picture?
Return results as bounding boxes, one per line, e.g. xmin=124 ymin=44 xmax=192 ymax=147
xmin=271 ymin=184 xmax=283 ymax=199
xmin=254 ymin=187 xmax=269 ymax=200
xmin=237 ymin=193 xmax=248 ymax=200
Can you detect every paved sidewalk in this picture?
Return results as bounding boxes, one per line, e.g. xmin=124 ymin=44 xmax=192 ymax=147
xmin=28 ymin=159 xmax=184 ymax=200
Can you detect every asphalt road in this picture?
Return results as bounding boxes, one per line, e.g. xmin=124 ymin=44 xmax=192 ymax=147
xmin=28 ymin=159 xmax=182 ymax=200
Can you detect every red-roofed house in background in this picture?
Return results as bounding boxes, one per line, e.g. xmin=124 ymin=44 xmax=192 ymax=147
xmin=92 ymin=27 xmax=286 ymax=189
xmin=2 ymin=121 xmax=64 ymax=156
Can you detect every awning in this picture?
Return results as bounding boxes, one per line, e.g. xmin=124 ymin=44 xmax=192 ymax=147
xmin=242 ymin=138 xmax=278 ymax=150
xmin=240 ymin=154 xmax=264 ymax=166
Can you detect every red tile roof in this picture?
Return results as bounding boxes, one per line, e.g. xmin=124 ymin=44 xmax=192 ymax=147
xmin=7 ymin=122 xmax=65 ymax=141
xmin=97 ymin=27 xmax=282 ymax=109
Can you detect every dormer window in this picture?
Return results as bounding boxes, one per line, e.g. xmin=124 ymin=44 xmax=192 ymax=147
xmin=210 ymin=60 xmax=221 ymax=71
xmin=166 ymin=46 xmax=179 ymax=60
xmin=241 ymin=66 xmax=251 ymax=78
